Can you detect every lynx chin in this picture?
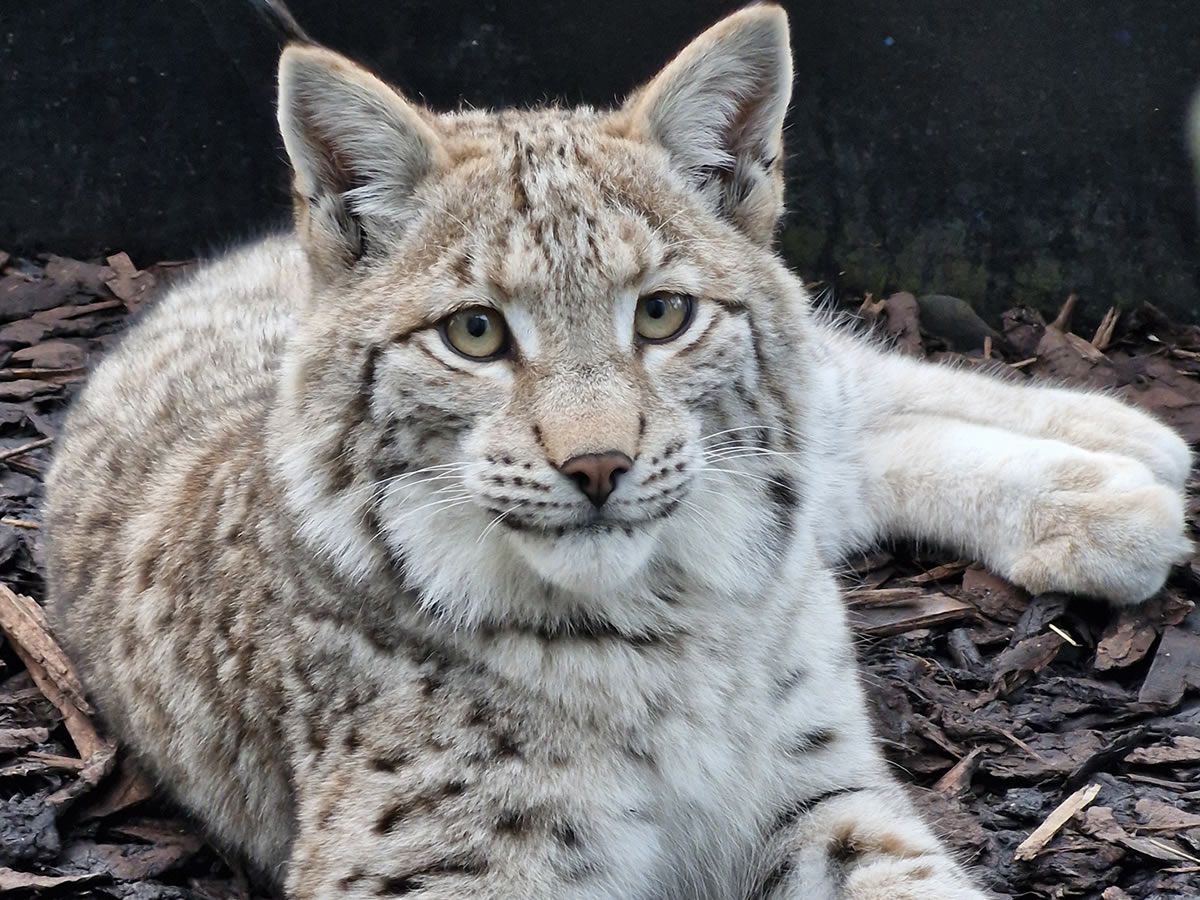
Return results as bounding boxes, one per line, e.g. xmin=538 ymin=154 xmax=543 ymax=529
xmin=44 ymin=4 xmax=1191 ymax=898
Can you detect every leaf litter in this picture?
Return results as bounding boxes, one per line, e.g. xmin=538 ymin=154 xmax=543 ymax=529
xmin=0 ymin=252 xmax=1198 ymax=897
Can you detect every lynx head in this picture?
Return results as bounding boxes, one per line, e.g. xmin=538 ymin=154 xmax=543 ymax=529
xmin=270 ymin=5 xmax=814 ymax=625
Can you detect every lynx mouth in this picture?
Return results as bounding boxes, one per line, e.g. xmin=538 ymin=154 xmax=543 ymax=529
xmin=490 ymin=502 xmax=680 ymax=539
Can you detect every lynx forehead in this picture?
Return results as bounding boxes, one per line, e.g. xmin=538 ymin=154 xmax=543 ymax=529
xmin=43 ymin=3 xmax=1189 ymax=898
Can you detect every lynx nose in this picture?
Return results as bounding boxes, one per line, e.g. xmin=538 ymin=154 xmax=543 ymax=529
xmin=558 ymin=452 xmax=633 ymax=507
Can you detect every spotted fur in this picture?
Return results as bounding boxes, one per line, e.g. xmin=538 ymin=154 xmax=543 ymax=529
xmin=45 ymin=6 xmax=1190 ymax=898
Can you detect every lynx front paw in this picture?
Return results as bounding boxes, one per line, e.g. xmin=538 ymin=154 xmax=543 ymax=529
xmin=1045 ymin=391 xmax=1192 ymax=491
xmin=1006 ymin=454 xmax=1192 ymax=605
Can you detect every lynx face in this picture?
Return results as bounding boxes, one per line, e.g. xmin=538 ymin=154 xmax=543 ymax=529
xmin=271 ymin=13 xmax=806 ymax=619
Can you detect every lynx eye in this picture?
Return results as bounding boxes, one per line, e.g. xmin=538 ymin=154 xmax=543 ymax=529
xmin=635 ymin=292 xmax=694 ymax=343
xmin=441 ymin=307 xmax=510 ymax=360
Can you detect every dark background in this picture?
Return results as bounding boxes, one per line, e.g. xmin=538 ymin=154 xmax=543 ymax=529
xmin=5 ymin=0 xmax=1200 ymax=324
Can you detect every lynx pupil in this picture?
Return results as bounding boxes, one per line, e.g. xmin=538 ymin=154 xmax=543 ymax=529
xmin=466 ymin=314 xmax=488 ymax=338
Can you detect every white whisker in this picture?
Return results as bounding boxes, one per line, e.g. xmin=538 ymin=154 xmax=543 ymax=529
xmin=387 ymin=494 xmax=473 ymax=527
xmin=478 ymin=502 xmax=523 ymax=543
xmin=694 ymin=466 xmax=795 ymax=492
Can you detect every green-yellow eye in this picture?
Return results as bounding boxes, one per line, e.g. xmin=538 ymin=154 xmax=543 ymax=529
xmin=441 ymin=307 xmax=510 ymax=360
xmin=635 ymin=292 xmax=694 ymax=343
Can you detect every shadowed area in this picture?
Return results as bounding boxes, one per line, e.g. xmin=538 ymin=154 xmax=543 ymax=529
xmin=2 ymin=0 xmax=1199 ymax=325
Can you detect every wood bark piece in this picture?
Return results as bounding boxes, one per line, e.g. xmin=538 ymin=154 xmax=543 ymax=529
xmin=883 ymin=292 xmax=924 ymax=357
xmin=78 ymin=761 xmax=156 ymax=821
xmin=1082 ymin=806 xmax=1200 ymax=864
xmin=844 ymin=586 xmax=930 ymax=608
xmin=61 ymin=833 xmax=204 ymax=882
xmin=1096 ymin=611 xmax=1161 ymax=671
xmin=1134 ymin=797 xmax=1200 ymax=832
xmin=104 ymin=253 xmax=156 ymax=309
xmin=1138 ymin=612 xmax=1200 ymax=708
xmin=960 ymin=565 xmax=1029 ymax=624
xmin=848 ymin=594 xmax=975 ymax=636
xmin=0 ymin=726 xmax=49 ymax=751
xmin=0 ymin=867 xmax=102 ymax=892
xmin=933 ymin=747 xmax=985 ymax=796
xmin=1013 ymin=782 xmax=1102 ymax=860
xmin=0 ymin=583 xmax=102 ymax=759
xmin=987 ymin=632 xmax=1066 ymax=699
xmin=0 ymin=437 xmax=53 ymax=464
xmin=1126 ymin=736 xmax=1200 ymax=766
xmin=907 ymin=560 xmax=971 ymax=584
xmin=1091 ymin=307 xmax=1120 ymax=351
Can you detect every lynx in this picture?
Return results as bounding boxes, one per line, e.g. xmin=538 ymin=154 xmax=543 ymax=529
xmin=44 ymin=5 xmax=1191 ymax=898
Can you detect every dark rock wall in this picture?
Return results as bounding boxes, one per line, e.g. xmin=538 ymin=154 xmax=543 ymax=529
xmin=4 ymin=0 xmax=1199 ymax=324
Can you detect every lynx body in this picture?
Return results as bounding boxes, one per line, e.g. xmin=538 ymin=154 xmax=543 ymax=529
xmin=45 ymin=7 xmax=1190 ymax=898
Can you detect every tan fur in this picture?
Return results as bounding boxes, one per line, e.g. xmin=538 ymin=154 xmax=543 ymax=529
xmin=44 ymin=6 xmax=1189 ymax=899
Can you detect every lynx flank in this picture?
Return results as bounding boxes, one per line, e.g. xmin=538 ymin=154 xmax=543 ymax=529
xmin=45 ymin=6 xmax=1190 ymax=898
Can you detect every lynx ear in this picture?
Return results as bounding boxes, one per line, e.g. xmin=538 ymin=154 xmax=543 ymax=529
xmin=624 ymin=5 xmax=793 ymax=244
xmin=277 ymin=45 xmax=446 ymax=276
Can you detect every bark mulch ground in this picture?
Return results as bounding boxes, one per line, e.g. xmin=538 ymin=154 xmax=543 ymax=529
xmin=0 ymin=252 xmax=1197 ymax=898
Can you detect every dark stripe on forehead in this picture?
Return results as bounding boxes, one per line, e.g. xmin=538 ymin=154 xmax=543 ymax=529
xmin=361 ymin=344 xmax=382 ymax=412
xmin=450 ymin=249 xmax=475 ymax=286
xmin=511 ymin=131 xmax=531 ymax=213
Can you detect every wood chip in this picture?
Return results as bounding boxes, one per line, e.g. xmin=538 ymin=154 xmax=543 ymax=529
xmin=78 ymin=761 xmax=157 ymax=821
xmin=0 ymin=726 xmax=49 ymax=751
xmin=844 ymin=586 xmax=930 ymax=608
xmin=849 ymin=594 xmax=976 ymax=636
xmin=987 ymin=632 xmax=1066 ymax=699
xmin=1091 ymin=307 xmax=1120 ymax=351
xmin=0 ymin=867 xmax=102 ymax=891
xmin=1138 ymin=616 xmax=1200 ymax=708
xmin=0 ymin=583 xmax=102 ymax=759
xmin=1013 ymin=782 xmax=1102 ymax=860
xmin=1050 ymin=293 xmax=1079 ymax=332
xmin=1134 ymin=797 xmax=1200 ymax=832
xmin=1125 ymin=735 xmax=1200 ymax=766
xmin=0 ymin=437 xmax=53 ymax=464
xmin=883 ymin=292 xmax=924 ymax=357
xmin=0 ymin=518 xmax=38 ymax=530
xmin=907 ymin=560 xmax=971 ymax=584
xmin=1096 ymin=609 xmax=1160 ymax=671
xmin=960 ymin=565 xmax=1029 ymax=624
xmin=104 ymin=252 xmax=156 ymax=309
xmin=1047 ymin=622 xmax=1079 ymax=646
xmin=933 ymin=747 xmax=985 ymax=796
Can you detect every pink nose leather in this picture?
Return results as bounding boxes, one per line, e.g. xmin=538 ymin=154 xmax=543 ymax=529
xmin=557 ymin=452 xmax=633 ymax=506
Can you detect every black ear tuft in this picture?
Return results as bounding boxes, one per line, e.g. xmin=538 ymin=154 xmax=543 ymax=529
xmin=253 ymin=0 xmax=316 ymax=46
